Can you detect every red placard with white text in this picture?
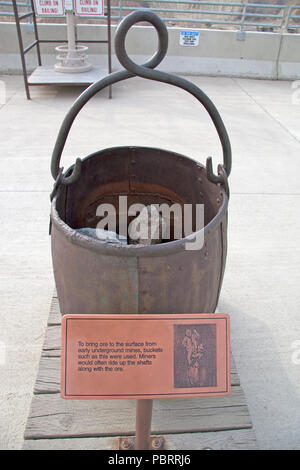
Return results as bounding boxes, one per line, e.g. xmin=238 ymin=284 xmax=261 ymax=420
xmin=61 ymin=313 xmax=231 ymax=400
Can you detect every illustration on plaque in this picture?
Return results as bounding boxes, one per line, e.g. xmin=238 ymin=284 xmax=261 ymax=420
xmin=173 ymin=324 xmax=217 ymax=388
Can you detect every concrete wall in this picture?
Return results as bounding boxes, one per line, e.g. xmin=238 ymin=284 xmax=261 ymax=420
xmin=0 ymin=22 xmax=299 ymax=79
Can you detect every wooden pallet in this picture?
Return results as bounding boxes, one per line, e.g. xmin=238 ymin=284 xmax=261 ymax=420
xmin=23 ymin=295 xmax=258 ymax=450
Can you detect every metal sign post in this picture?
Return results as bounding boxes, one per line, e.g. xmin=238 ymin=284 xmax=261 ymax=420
xmin=135 ymin=399 xmax=153 ymax=450
xmin=54 ymin=3 xmax=93 ymax=73
xmin=119 ymin=399 xmax=162 ymax=450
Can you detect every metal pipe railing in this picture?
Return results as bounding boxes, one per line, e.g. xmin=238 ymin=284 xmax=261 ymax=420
xmin=112 ymin=7 xmax=285 ymax=19
xmin=287 ymin=5 xmax=300 ymax=31
xmin=112 ymin=0 xmax=285 ymax=7
xmin=1 ymin=1 xmax=299 ymax=33
xmin=0 ymin=0 xmax=34 ymax=31
xmin=108 ymin=1 xmax=289 ymax=31
xmin=0 ymin=0 xmax=27 ymax=5
xmin=0 ymin=0 xmax=29 ymax=16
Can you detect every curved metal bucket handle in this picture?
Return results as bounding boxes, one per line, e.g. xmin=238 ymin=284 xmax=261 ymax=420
xmin=50 ymin=10 xmax=232 ymax=196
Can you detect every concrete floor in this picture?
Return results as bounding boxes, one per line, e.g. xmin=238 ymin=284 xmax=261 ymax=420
xmin=0 ymin=73 xmax=299 ymax=450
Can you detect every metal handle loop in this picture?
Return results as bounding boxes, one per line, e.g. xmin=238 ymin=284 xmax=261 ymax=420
xmin=114 ymin=10 xmax=168 ymax=74
xmin=114 ymin=11 xmax=231 ymax=185
xmin=51 ymin=10 xmax=231 ymax=190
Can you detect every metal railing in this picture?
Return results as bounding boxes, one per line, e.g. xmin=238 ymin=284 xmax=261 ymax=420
xmin=110 ymin=1 xmax=291 ymax=32
xmin=0 ymin=0 xmax=34 ymax=30
xmin=287 ymin=4 xmax=300 ymax=31
xmin=1 ymin=1 xmax=300 ymax=33
xmin=0 ymin=0 xmax=29 ymax=16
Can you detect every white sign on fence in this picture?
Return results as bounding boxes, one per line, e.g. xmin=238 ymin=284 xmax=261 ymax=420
xmin=74 ymin=0 xmax=104 ymax=16
xmin=179 ymin=31 xmax=200 ymax=47
xmin=33 ymin=0 xmax=65 ymax=16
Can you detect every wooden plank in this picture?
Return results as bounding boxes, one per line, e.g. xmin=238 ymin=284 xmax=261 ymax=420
xmin=42 ymin=349 xmax=61 ymax=358
xmin=34 ymin=357 xmax=60 ymax=394
xmin=48 ymin=296 xmax=61 ymax=326
xmin=43 ymin=325 xmax=60 ymax=352
xmin=34 ymin=355 xmax=240 ymax=395
xmin=24 ymin=293 xmax=256 ymax=448
xmin=23 ymin=428 xmax=258 ymax=450
xmin=24 ymin=386 xmax=251 ymax=439
xmin=165 ymin=428 xmax=258 ymax=450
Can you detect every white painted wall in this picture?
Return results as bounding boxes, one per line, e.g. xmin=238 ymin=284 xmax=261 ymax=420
xmin=0 ymin=22 xmax=299 ymax=79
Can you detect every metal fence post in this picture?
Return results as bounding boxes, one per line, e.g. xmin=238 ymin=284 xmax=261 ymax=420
xmin=237 ymin=2 xmax=246 ymax=41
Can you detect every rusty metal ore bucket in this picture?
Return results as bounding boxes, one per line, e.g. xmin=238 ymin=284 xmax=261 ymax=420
xmin=49 ymin=11 xmax=232 ymax=316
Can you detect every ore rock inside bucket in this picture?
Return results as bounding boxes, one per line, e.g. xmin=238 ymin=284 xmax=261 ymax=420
xmin=128 ymin=205 xmax=168 ymax=246
xmin=76 ymin=227 xmax=127 ymax=244
xmin=76 ymin=205 xmax=168 ymax=246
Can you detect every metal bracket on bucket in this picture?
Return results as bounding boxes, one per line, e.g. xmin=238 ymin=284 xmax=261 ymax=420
xmin=50 ymin=10 xmax=231 ymax=198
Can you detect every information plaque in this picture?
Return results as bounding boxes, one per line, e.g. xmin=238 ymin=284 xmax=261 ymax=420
xmin=61 ymin=314 xmax=230 ymax=399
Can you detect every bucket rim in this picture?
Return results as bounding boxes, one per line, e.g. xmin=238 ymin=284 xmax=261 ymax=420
xmin=65 ymin=145 xmax=211 ymax=171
